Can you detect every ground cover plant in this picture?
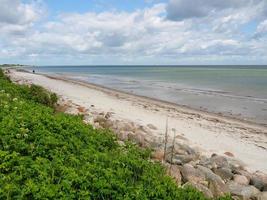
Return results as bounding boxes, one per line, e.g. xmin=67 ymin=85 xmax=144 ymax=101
xmin=0 ymin=69 xmax=231 ymax=199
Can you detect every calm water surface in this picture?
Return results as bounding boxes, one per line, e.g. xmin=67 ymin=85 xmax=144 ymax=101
xmin=28 ymin=66 xmax=267 ymax=125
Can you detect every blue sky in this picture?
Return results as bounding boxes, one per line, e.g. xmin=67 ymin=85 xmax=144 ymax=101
xmin=44 ymin=0 xmax=165 ymax=13
xmin=0 ymin=0 xmax=267 ymax=65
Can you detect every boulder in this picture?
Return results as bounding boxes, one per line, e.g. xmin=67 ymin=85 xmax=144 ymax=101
xmin=227 ymin=181 xmax=260 ymax=199
xmin=180 ymin=164 xmax=206 ymax=185
xmin=227 ymin=158 xmax=245 ymax=171
xmin=151 ymin=149 xmax=164 ymax=161
xmin=128 ymin=132 xmax=149 ymax=147
xmin=147 ymin=124 xmax=157 ymax=130
xmin=104 ymin=112 xmax=113 ymax=119
xmin=183 ymin=182 xmax=214 ymax=198
xmin=199 ymin=157 xmax=216 ymax=169
xmin=117 ymin=131 xmax=131 ymax=141
xmin=166 ymin=154 xmax=196 ymax=165
xmin=233 ymin=175 xmax=249 ymax=185
xmin=256 ymin=192 xmax=267 ymax=200
xmin=175 ymin=143 xmax=197 ymax=155
xmin=213 ymin=167 xmax=234 ymax=182
xmin=224 ymin=152 xmax=234 ymax=157
xmin=251 ymin=172 xmax=267 ymax=191
xmin=167 ymin=165 xmax=182 ymax=185
xmin=197 ymin=165 xmax=229 ymax=197
xmin=210 ymin=155 xmax=230 ymax=168
xmin=233 ymin=169 xmax=252 ymax=181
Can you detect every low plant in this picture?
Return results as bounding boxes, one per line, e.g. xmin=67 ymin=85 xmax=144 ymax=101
xmin=0 ymin=68 xmax=231 ymax=199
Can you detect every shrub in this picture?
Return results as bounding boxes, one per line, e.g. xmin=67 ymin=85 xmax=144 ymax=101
xmin=28 ymin=84 xmax=58 ymax=108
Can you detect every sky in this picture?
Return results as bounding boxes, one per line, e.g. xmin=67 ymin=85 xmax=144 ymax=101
xmin=0 ymin=0 xmax=267 ymax=65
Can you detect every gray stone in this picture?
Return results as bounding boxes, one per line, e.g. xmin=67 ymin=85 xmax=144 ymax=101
xmin=128 ymin=132 xmax=147 ymax=147
xmin=151 ymin=149 xmax=164 ymax=161
xmin=199 ymin=157 xmax=215 ymax=169
xmin=197 ymin=165 xmax=229 ymax=197
xmin=233 ymin=175 xmax=249 ymax=185
xmin=183 ymin=182 xmax=214 ymax=198
xmin=175 ymin=143 xmax=197 ymax=155
xmin=251 ymin=172 xmax=267 ymax=191
xmin=147 ymin=124 xmax=157 ymax=130
xmin=104 ymin=112 xmax=113 ymax=119
xmin=167 ymin=154 xmax=196 ymax=165
xmin=256 ymin=192 xmax=267 ymax=200
xmin=227 ymin=181 xmax=260 ymax=199
xmin=233 ymin=169 xmax=252 ymax=181
xmin=227 ymin=158 xmax=245 ymax=171
xmin=180 ymin=164 xmax=206 ymax=185
xmin=210 ymin=155 xmax=230 ymax=168
xmin=213 ymin=167 xmax=233 ymax=182
xmin=167 ymin=165 xmax=182 ymax=185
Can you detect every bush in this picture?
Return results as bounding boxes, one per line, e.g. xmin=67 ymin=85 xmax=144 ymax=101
xmin=28 ymin=84 xmax=58 ymax=108
xmin=0 ymin=68 xmax=58 ymax=108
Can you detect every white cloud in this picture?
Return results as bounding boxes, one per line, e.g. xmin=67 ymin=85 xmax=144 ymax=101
xmin=255 ymin=20 xmax=267 ymax=37
xmin=166 ymin=0 xmax=263 ymax=21
xmin=0 ymin=0 xmax=267 ymax=65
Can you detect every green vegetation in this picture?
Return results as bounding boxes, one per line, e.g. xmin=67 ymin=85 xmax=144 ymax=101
xmin=0 ymin=69 xmax=231 ymax=199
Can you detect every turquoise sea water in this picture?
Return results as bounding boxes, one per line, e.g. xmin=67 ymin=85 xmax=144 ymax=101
xmin=28 ymin=66 xmax=267 ymax=125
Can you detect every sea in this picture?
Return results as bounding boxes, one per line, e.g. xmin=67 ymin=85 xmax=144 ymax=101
xmin=27 ymin=65 xmax=267 ymax=126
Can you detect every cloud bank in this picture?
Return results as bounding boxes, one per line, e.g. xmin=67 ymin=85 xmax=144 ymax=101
xmin=0 ymin=0 xmax=267 ymax=65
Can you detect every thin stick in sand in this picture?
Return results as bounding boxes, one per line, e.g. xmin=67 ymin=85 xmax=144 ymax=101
xmin=163 ymin=117 xmax=168 ymax=162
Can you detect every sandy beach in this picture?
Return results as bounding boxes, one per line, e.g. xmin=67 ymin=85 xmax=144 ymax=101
xmin=8 ymin=69 xmax=267 ymax=173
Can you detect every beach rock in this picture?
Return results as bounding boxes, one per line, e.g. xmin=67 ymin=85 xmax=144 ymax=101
xmin=167 ymin=165 xmax=182 ymax=185
xmin=136 ymin=125 xmax=150 ymax=134
xmin=256 ymin=192 xmax=267 ymax=200
xmin=224 ymin=152 xmax=235 ymax=157
xmin=117 ymin=131 xmax=131 ymax=141
xmin=210 ymin=154 xmax=230 ymax=168
xmin=175 ymin=143 xmax=197 ymax=155
xmin=251 ymin=172 xmax=267 ymax=191
xmin=199 ymin=156 xmax=214 ymax=169
xmin=213 ymin=167 xmax=233 ymax=182
xmin=197 ymin=165 xmax=229 ymax=197
xmin=166 ymin=157 xmax=183 ymax=165
xmin=183 ymin=182 xmax=214 ymax=198
xmin=233 ymin=169 xmax=253 ymax=181
xmin=128 ymin=132 xmax=148 ymax=147
xmin=104 ymin=112 xmax=113 ymax=119
xmin=151 ymin=149 xmax=164 ymax=161
xmin=115 ymin=121 xmax=135 ymax=132
xmin=180 ymin=164 xmax=206 ymax=185
xmin=227 ymin=181 xmax=260 ymax=199
xmin=94 ymin=115 xmax=107 ymax=124
xmin=173 ymin=154 xmax=196 ymax=164
xmin=147 ymin=124 xmax=157 ymax=130
xmin=228 ymin=158 xmax=245 ymax=171
xmin=102 ymin=120 xmax=114 ymax=129
xmin=234 ymin=175 xmax=249 ymax=185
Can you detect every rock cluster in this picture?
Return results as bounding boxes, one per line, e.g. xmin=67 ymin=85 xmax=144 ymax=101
xmin=82 ymin=111 xmax=267 ymax=199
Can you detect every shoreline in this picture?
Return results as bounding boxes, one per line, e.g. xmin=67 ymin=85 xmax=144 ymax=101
xmin=53 ymin=74 xmax=267 ymax=130
xmin=17 ymin=68 xmax=267 ymax=130
xmin=7 ymin=68 xmax=267 ymax=173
